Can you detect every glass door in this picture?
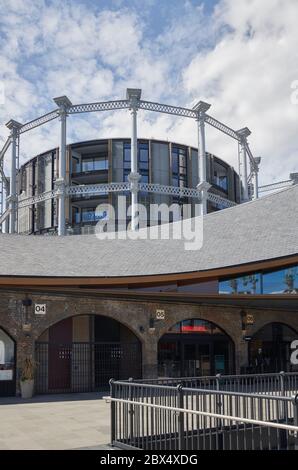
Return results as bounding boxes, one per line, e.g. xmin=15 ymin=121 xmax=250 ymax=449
xmin=182 ymin=343 xmax=211 ymax=377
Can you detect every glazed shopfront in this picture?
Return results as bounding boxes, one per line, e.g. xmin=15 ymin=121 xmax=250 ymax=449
xmin=0 ymin=328 xmax=16 ymax=397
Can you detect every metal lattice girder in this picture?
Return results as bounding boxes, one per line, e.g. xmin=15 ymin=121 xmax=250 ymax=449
xmin=259 ymin=179 xmax=293 ymax=193
xmin=0 ymin=136 xmax=12 ymax=163
xmin=19 ymin=110 xmax=59 ymax=134
xmin=138 ymin=101 xmax=244 ymax=143
xmin=139 ymin=182 xmax=200 ymax=199
xmin=67 ymin=182 xmax=131 ymax=196
xmin=68 ymin=100 xmax=130 ymax=114
xmin=207 ymin=191 xmax=237 ymax=208
xmin=0 ymin=207 xmax=11 ymax=225
xmin=138 ymin=100 xmax=197 ymax=119
xmin=204 ymin=114 xmax=240 ymax=141
xmin=18 ymin=189 xmax=57 ymax=209
xmin=245 ymin=142 xmax=258 ymax=170
xmin=17 ymin=182 xmax=238 ymax=209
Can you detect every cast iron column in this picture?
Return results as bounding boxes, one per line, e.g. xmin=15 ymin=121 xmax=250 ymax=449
xmin=53 ymin=96 xmax=72 ymax=236
xmin=237 ymin=127 xmax=251 ymax=202
xmin=5 ymin=120 xmax=22 ymax=234
xmin=127 ymin=88 xmax=141 ymax=231
xmin=193 ymin=101 xmax=211 ymax=215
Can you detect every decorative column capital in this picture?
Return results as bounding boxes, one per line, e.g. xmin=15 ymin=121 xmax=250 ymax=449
xmin=196 ymin=181 xmax=211 ymax=203
xmin=53 ymin=95 xmax=72 ymax=116
xmin=197 ymin=181 xmax=211 ymax=193
xmin=5 ymin=119 xmax=23 ymax=135
xmin=126 ymin=88 xmax=142 ymax=110
xmin=192 ymin=100 xmax=211 ymax=120
xmin=237 ymin=127 xmax=251 ymax=141
xmin=54 ymin=177 xmax=66 ymax=195
xmin=128 ymin=172 xmax=141 ymax=192
xmin=6 ymin=194 xmax=17 ymax=203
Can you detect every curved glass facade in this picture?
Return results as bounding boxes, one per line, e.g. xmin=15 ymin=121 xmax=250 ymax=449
xmin=17 ymin=138 xmax=241 ymax=235
xmin=219 ymin=264 xmax=298 ymax=294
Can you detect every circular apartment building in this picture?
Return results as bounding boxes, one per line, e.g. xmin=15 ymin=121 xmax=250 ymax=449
xmin=17 ymin=138 xmax=241 ymax=234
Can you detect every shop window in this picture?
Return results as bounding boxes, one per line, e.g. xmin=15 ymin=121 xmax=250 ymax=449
xmin=263 ymin=266 xmax=298 ymax=294
xmin=0 ymin=329 xmax=14 ymax=382
xmin=219 ymin=265 xmax=298 ymax=295
xmin=219 ymin=273 xmax=261 ymax=294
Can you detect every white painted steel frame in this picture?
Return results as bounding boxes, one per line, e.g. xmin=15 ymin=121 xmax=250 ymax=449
xmin=17 ymin=181 xmax=236 ymax=209
xmin=0 ymin=93 xmax=256 ymax=233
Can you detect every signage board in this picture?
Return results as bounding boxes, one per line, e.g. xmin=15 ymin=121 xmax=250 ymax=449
xmin=0 ymin=370 xmax=13 ymax=381
xmin=156 ymin=309 xmax=165 ymax=320
xmin=35 ymin=304 xmax=46 ymax=315
xmin=246 ymin=314 xmax=254 ymax=325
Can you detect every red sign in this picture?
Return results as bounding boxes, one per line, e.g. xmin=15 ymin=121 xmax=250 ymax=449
xmin=181 ymin=325 xmax=208 ymax=333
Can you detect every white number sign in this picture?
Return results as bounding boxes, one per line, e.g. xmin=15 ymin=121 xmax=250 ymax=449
xmin=35 ymin=304 xmax=46 ymax=315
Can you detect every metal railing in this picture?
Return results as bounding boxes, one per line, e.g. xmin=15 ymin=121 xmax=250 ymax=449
xmin=108 ymin=379 xmax=298 ymax=450
xmin=132 ymin=371 xmax=298 ymax=397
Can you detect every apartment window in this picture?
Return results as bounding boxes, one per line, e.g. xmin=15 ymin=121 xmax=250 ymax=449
xmin=172 ymin=147 xmax=187 ymax=188
xmin=81 ymin=154 xmax=108 ymax=172
xmin=123 ymin=142 xmax=149 ymax=182
xmin=72 ymin=207 xmax=80 ymax=224
xmin=213 ymin=161 xmax=228 ymax=192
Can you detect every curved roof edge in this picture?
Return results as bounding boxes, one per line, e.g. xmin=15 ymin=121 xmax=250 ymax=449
xmin=0 ymin=184 xmax=297 ymax=284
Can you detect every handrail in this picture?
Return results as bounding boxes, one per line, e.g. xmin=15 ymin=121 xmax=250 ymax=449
xmin=104 ymin=395 xmax=298 ymax=432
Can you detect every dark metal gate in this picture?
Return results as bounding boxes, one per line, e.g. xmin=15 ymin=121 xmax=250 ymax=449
xmin=35 ymin=341 xmax=142 ymax=394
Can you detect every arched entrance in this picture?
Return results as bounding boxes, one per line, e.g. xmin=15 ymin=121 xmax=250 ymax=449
xmin=249 ymin=322 xmax=298 ymax=373
xmin=35 ymin=315 xmax=142 ymax=393
xmin=0 ymin=327 xmax=16 ymax=397
xmin=158 ymin=318 xmax=235 ymax=377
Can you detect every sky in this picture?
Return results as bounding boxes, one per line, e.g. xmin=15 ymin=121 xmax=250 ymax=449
xmin=0 ymin=0 xmax=297 ymax=186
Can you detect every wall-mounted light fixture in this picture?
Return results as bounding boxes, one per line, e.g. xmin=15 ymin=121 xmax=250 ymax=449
xmin=22 ymin=298 xmax=32 ymax=307
xmin=240 ymin=309 xmax=247 ymax=336
xmin=149 ymin=317 xmax=155 ymax=334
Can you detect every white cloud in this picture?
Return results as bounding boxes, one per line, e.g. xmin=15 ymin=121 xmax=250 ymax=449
xmin=183 ymin=0 xmax=298 ymax=184
xmin=0 ymin=0 xmax=297 ymax=189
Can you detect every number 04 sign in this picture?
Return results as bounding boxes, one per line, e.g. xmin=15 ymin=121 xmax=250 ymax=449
xmin=35 ymin=304 xmax=46 ymax=315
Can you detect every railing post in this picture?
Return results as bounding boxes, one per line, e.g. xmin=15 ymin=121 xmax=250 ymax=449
xmin=215 ymin=374 xmax=223 ymax=449
xmin=278 ymin=371 xmax=288 ymax=449
xmin=292 ymin=394 xmax=298 ymax=450
xmin=279 ymin=371 xmax=285 ymax=396
xmin=177 ymin=384 xmax=185 ymax=450
xmin=128 ymin=377 xmax=134 ymax=445
xmin=109 ymin=378 xmax=116 ymax=446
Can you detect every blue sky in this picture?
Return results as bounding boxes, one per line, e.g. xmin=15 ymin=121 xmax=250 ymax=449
xmin=0 ymin=0 xmax=297 ymax=185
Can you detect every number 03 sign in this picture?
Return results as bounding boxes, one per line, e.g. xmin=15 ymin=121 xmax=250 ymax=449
xmin=34 ymin=304 xmax=46 ymax=315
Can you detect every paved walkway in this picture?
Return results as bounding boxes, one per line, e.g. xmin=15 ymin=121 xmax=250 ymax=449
xmin=0 ymin=393 xmax=112 ymax=450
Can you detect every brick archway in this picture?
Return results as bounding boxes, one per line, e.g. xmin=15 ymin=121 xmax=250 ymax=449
xmin=34 ymin=313 xmax=143 ymax=394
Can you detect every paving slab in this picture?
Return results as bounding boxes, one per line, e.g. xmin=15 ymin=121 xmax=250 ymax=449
xmin=0 ymin=393 xmax=111 ymax=450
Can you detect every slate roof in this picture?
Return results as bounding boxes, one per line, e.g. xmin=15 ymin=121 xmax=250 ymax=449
xmin=0 ymin=185 xmax=297 ymax=278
